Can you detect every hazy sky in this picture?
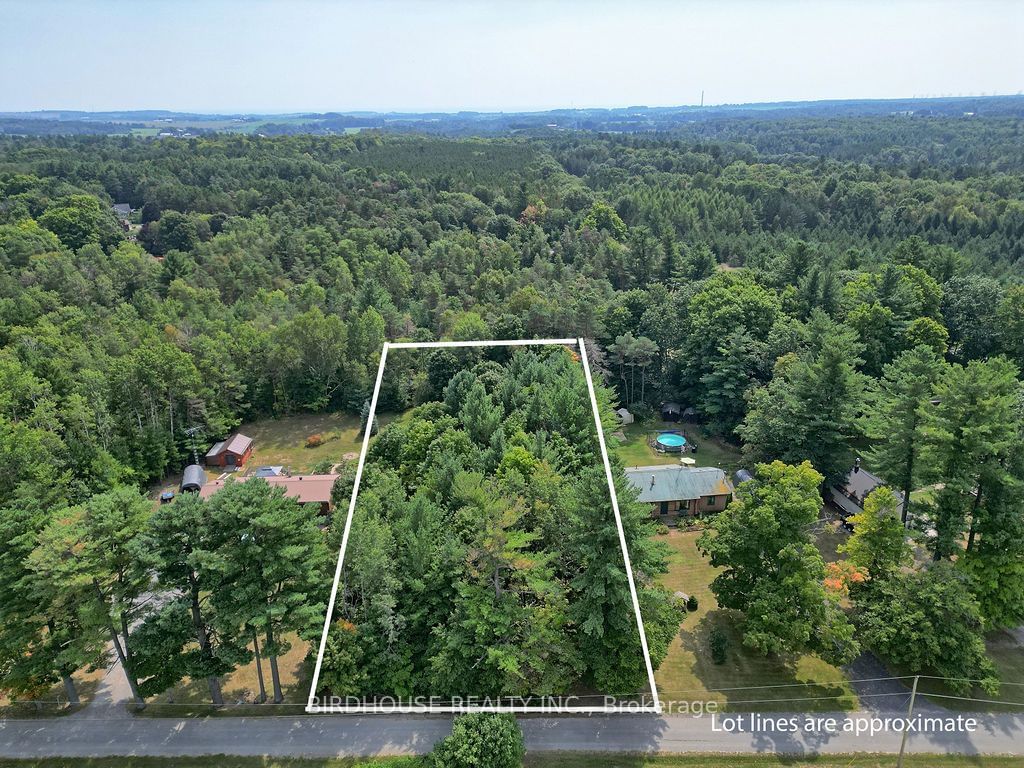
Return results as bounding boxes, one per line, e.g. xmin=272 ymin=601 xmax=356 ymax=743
xmin=1 ymin=0 xmax=1021 ymax=113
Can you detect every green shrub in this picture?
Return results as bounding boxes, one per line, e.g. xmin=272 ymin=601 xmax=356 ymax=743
xmin=429 ymin=713 xmax=524 ymax=768
xmin=686 ymin=594 xmax=699 ymax=612
xmin=311 ymin=458 xmax=336 ymax=474
xmin=655 ymin=523 xmax=670 ymax=535
xmin=709 ymin=626 xmax=728 ymax=664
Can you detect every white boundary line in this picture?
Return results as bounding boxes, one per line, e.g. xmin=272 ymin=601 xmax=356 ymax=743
xmin=578 ymin=338 xmax=663 ymax=715
xmin=306 ymin=338 xmax=661 ymax=714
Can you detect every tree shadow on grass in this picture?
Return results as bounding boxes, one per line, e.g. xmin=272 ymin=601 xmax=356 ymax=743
xmin=676 ymin=610 xmax=857 ymax=713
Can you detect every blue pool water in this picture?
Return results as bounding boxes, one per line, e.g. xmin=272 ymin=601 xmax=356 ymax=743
xmin=656 ymin=433 xmax=687 ymax=448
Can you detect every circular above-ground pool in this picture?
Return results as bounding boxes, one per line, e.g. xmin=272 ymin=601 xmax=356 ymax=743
xmin=656 ymin=432 xmax=687 ymax=452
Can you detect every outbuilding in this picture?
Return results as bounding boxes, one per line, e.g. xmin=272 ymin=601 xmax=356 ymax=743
xmin=205 ymin=433 xmax=254 ymax=469
xmin=253 ymin=465 xmax=285 ymax=478
xmin=660 ymin=402 xmax=682 ymax=422
xmin=733 ymin=468 xmax=755 ymax=486
xmin=615 ymin=407 xmax=635 ymax=425
xmin=181 ymin=464 xmax=206 ymax=493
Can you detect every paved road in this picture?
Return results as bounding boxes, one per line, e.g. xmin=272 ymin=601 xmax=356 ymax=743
xmin=2 ymin=710 xmax=1022 ymax=758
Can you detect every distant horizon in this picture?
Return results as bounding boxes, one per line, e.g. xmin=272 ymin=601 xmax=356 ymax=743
xmin=1 ymin=1 xmax=1021 ymax=114
xmin=5 ymin=92 xmax=1024 ymax=119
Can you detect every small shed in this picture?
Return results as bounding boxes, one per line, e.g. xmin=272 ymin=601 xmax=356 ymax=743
xmin=253 ymin=465 xmax=285 ymax=478
xmin=181 ymin=464 xmax=205 ymax=493
xmin=205 ymin=433 xmax=254 ymax=469
xmin=660 ymin=402 xmax=682 ymax=422
xmin=733 ymin=468 xmax=754 ymax=486
xmin=615 ymin=407 xmax=634 ymax=425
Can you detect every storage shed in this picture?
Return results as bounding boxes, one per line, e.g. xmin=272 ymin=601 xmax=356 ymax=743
xmin=205 ymin=433 xmax=254 ymax=469
xmin=181 ymin=464 xmax=206 ymax=493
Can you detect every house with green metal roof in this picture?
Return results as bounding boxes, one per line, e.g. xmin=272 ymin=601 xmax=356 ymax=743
xmin=624 ymin=464 xmax=733 ymax=520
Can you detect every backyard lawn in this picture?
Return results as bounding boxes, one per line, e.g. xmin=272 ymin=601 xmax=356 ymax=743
xmin=235 ymin=412 xmax=371 ymax=473
xmin=148 ymin=411 xmax=401 ymax=501
xmin=614 ymin=421 xmax=742 ymax=473
xmin=653 ymin=529 xmax=859 ymax=712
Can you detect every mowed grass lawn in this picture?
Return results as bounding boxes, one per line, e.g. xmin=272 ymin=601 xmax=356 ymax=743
xmin=614 ymin=421 xmax=742 ymax=473
xmin=149 ymin=410 xmax=404 ymax=500
xmin=0 ymin=755 xmax=1019 ymax=768
xmin=236 ymin=412 xmax=373 ymax=473
xmin=653 ymin=530 xmax=858 ymax=712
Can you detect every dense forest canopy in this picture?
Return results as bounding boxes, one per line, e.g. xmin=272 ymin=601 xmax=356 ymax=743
xmin=321 ymin=346 xmax=676 ymax=700
xmin=1 ymin=111 xmax=1023 ymax=705
xmin=1 ymin=118 xmax=1021 ymax=489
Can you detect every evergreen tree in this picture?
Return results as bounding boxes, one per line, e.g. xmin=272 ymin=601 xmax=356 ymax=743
xmin=458 ymin=381 xmax=501 ymax=445
xmin=0 ymin=499 xmax=104 ymax=705
xmin=863 ymin=346 xmax=946 ymax=523
xmin=205 ymin=479 xmax=331 ymax=703
xmin=567 ymin=468 xmax=675 ymax=693
xmin=920 ymin=357 xmax=1019 ymax=559
xmin=29 ymin=487 xmax=152 ymax=708
xmin=740 ymin=320 xmax=866 ymax=484
xmin=698 ymin=330 xmax=764 ymax=435
xmin=134 ymin=493 xmax=241 ymax=705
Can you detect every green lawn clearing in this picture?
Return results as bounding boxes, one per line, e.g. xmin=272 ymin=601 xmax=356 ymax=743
xmin=235 ymin=412 xmax=368 ymax=473
xmin=652 ymin=529 xmax=858 ymax=713
xmin=613 ymin=421 xmax=742 ymax=473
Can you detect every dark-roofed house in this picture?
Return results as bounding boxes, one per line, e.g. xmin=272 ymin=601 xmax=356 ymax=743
xmin=200 ymin=473 xmax=339 ymax=515
xmin=180 ymin=464 xmax=206 ymax=493
xmin=624 ymin=465 xmax=733 ymax=521
xmin=828 ymin=462 xmax=905 ymax=521
xmin=205 ymin=433 xmax=254 ymax=469
xmin=660 ymin=402 xmax=682 ymax=422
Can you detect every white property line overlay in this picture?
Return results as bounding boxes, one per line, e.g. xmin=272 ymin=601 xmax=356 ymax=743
xmin=306 ymin=338 xmax=662 ymax=714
